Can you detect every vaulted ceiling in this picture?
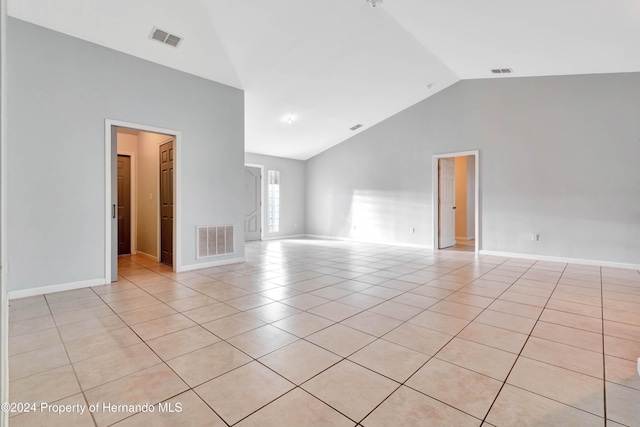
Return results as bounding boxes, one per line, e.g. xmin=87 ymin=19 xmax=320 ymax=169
xmin=9 ymin=0 xmax=640 ymax=159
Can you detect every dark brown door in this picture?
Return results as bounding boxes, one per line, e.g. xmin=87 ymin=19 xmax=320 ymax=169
xmin=160 ymin=140 xmax=174 ymax=266
xmin=117 ymin=155 xmax=131 ymax=255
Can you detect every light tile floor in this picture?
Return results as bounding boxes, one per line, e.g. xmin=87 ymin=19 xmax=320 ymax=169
xmin=7 ymin=238 xmax=640 ymax=426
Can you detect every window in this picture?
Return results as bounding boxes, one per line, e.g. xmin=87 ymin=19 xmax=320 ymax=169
xmin=267 ymin=170 xmax=280 ymax=233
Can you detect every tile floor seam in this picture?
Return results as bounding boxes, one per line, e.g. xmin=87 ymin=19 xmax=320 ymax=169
xmin=189 ymin=390 xmax=233 ymax=427
xmin=10 ymin=242 xmax=639 ymax=426
xmin=500 ymin=383 xmax=607 ymax=422
xmin=353 ymin=383 xmax=405 ymax=426
xmin=600 ymin=266 xmax=608 ymax=424
xmin=79 ymin=280 xmax=212 ymax=420
xmin=44 ymin=293 xmax=99 ymax=427
xmin=478 ymin=259 xmax=567 ymax=424
xmin=344 ymin=255 xmax=528 ymax=424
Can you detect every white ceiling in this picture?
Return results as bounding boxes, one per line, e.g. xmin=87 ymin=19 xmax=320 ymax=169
xmin=8 ymin=0 xmax=640 ymax=160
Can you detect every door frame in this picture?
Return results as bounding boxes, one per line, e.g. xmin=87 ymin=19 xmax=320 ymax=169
xmin=432 ymin=150 xmax=480 ymax=253
xmin=105 ymin=119 xmax=182 ymax=281
xmin=244 ymin=163 xmax=264 ymax=242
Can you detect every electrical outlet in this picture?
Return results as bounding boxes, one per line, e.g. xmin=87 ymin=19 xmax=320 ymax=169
xmin=531 ymin=234 xmax=539 ymax=241
xmin=410 ymin=227 xmax=416 ymax=233
xmin=353 ymin=225 xmax=357 ymax=230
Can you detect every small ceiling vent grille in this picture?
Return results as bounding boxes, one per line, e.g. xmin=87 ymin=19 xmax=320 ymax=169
xmin=150 ymin=27 xmax=183 ymax=48
xmin=350 ymin=124 xmax=363 ymax=131
xmin=491 ymin=68 xmax=513 ymax=74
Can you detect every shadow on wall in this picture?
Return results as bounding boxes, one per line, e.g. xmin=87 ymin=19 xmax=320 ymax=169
xmin=326 ymin=189 xmax=431 ymax=244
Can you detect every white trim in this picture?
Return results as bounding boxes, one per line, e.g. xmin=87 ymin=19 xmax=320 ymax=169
xmin=433 ymin=150 xmax=480 ymax=254
xmin=479 ymin=250 xmax=640 ymax=271
xmin=1 ymin=0 xmax=9 ymax=421
xmin=8 ymin=278 xmax=106 ymax=300
xmin=116 ymin=150 xmax=137 ymax=254
xmin=244 ymin=163 xmax=264 ymax=241
xmin=104 ymin=124 xmax=113 ymax=281
xmin=106 ymin=120 xmax=182 ymax=280
xmin=181 ymin=257 xmax=246 ymax=272
xmin=135 ymin=251 xmax=159 ymax=262
xmin=306 ymin=234 xmax=433 ymax=249
xmin=262 ymin=234 xmax=306 ymax=241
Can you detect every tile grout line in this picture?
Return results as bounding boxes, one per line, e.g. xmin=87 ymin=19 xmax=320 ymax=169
xmin=221 ymin=251 xmax=499 ymax=425
xmin=116 ymin=255 xmax=378 ymax=426
xmin=350 ymin=255 xmax=520 ymax=424
xmin=104 ymin=260 xmax=236 ymax=427
xmin=9 ymin=243 xmax=637 ymax=425
xmin=478 ymin=260 xmax=568 ymax=425
xmin=600 ymin=265 xmax=608 ymax=424
xmin=102 ymin=251 xmax=508 ymax=425
xmin=43 ymin=293 xmax=99 ymax=427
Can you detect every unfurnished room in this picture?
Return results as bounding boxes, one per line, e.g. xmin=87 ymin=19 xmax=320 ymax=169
xmin=0 ymin=1 xmax=639 ymax=426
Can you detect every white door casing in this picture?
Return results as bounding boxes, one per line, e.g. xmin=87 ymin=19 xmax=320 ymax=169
xmin=105 ymin=119 xmax=182 ymax=281
xmin=439 ymin=158 xmax=456 ymax=249
xmin=244 ymin=166 xmax=261 ymax=241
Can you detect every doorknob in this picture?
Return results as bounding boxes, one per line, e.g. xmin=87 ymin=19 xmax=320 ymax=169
xmin=112 ymin=204 xmax=116 ymax=219
xmin=452 ymin=207 xmax=457 ymax=210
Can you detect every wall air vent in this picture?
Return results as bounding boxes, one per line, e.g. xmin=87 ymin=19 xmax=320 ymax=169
xmin=491 ymin=68 xmax=513 ymax=74
xmin=350 ymin=124 xmax=363 ymax=131
xmin=150 ymin=27 xmax=183 ymax=48
xmin=197 ymin=225 xmax=234 ymax=258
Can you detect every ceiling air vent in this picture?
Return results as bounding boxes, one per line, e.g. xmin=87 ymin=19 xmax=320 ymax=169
xmin=350 ymin=124 xmax=363 ymax=131
xmin=150 ymin=27 xmax=183 ymax=48
xmin=491 ymin=68 xmax=513 ymax=74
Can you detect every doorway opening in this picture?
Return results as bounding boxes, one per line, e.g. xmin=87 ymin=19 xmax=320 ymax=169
xmin=433 ymin=150 xmax=480 ymax=253
xmin=244 ymin=163 xmax=264 ymax=242
xmin=105 ymin=120 xmax=181 ymax=282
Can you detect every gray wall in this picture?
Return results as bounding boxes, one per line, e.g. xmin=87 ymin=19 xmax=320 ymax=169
xmin=6 ymin=18 xmax=244 ymax=292
xmin=245 ymin=153 xmax=306 ymax=239
xmin=306 ymin=73 xmax=640 ymax=264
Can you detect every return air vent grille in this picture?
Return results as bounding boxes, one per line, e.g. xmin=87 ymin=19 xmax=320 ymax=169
xmin=150 ymin=27 xmax=183 ymax=48
xmin=350 ymin=124 xmax=363 ymax=131
xmin=491 ymin=68 xmax=513 ymax=74
xmin=197 ymin=225 xmax=234 ymax=258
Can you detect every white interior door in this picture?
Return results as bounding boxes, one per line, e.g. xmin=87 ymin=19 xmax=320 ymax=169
xmin=244 ymin=166 xmax=261 ymax=241
xmin=439 ymin=158 xmax=456 ymax=248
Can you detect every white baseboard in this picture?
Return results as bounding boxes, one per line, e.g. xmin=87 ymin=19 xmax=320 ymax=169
xmin=8 ymin=278 xmax=107 ymax=300
xmin=262 ymin=234 xmax=306 ymax=241
xmin=181 ymin=257 xmax=246 ymax=272
xmin=467 ymin=236 xmax=475 ymax=241
xmin=136 ymin=251 xmax=159 ymax=262
xmin=305 ymin=234 xmax=433 ymax=250
xmin=479 ymin=250 xmax=640 ymax=271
